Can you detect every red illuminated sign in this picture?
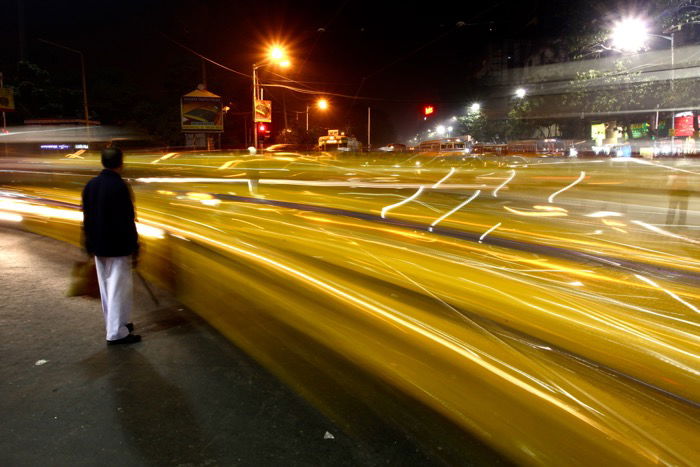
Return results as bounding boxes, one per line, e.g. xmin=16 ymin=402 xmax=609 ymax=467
xmin=424 ymin=105 xmax=435 ymax=116
xmin=674 ymin=112 xmax=694 ymax=137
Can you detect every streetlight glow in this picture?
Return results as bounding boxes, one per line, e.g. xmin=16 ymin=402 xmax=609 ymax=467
xmin=269 ymin=45 xmax=286 ymax=61
xmin=317 ymin=98 xmax=329 ymax=110
xmin=470 ymin=103 xmax=481 ymax=113
xmin=515 ymin=88 xmax=526 ymax=98
xmin=436 ymin=125 xmax=446 ymax=135
xmin=611 ymin=18 xmax=649 ymax=52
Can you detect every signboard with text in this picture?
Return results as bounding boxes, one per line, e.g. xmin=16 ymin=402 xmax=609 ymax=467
xmin=0 ymin=87 xmax=15 ymax=112
xmin=181 ymin=88 xmax=223 ymax=132
xmin=674 ymin=111 xmax=694 ymax=137
xmin=630 ymin=122 xmax=650 ymax=139
xmin=254 ymin=100 xmax=272 ymax=122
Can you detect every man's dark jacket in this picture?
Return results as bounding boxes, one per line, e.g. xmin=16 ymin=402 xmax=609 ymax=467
xmin=82 ymin=169 xmax=139 ymax=257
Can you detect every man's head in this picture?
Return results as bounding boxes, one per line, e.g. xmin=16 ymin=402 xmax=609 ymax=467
xmin=101 ymin=147 xmax=123 ymax=170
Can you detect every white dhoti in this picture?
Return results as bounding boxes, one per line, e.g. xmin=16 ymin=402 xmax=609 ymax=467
xmin=95 ymin=256 xmax=133 ymax=341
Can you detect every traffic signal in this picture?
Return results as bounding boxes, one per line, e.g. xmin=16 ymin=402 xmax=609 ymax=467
xmin=257 ymin=123 xmax=271 ymax=140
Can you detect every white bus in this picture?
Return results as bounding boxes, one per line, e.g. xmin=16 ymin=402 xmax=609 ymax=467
xmin=417 ymin=137 xmax=471 ymax=153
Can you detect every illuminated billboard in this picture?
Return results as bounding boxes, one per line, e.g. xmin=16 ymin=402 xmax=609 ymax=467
xmin=254 ymin=100 xmax=272 ymax=123
xmin=181 ymin=88 xmax=223 ymax=132
xmin=674 ymin=111 xmax=694 ymax=137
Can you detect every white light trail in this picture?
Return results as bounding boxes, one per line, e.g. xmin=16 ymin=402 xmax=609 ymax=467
xmin=631 ymin=220 xmax=700 ymax=245
xmin=547 ymin=171 xmax=585 ymax=203
xmin=492 ymin=170 xmax=516 ymax=197
xmin=381 ymin=186 xmax=425 ymax=218
xmin=431 ymin=168 xmax=455 ymax=188
xmin=0 ymin=212 xmax=23 ymax=222
xmin=584 ymin=211 xmax=623 ymax=218
xmin=479 ymin=222 xmax=501 ymax=243
xmin=136 ymin=177 xmax=482 ymax=190
xmin=428 ymin=190 xmax=480 ymax=231
xmin=635 ymin=274 xmax=700 ymax=315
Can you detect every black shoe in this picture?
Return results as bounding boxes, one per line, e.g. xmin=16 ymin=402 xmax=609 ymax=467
xmin=126 ymin=323 xmax=134 ymax=332
xmin=107 ymin=334 xmax=142 ymax=345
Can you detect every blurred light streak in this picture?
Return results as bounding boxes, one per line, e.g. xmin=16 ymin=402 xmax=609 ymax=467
xmin=585 ymin=211 xmax=623 ymax=218
xmin=0 ymin=211 xmax=23 ymax=222
xmin=0 ymin=198 xmax=82 ymax=221
xmin=479 ymin=223 xmax=502 ymax=243
xmin=218 ymin=161 xmax=236 ymax=170
xmin=138 ymin=219 xmax=661 ymax=455
xmin=150 ymin=152 xmax=179 ymax=164
xmin=136 ymin=177 xmax=481 ymax=190
xmin=64 ymin=149 xmax=86 ymax=159
xmin=635 ymin=274 xmax=700 ymax=315
xmin=429 ymin=190 xmax=481 ymax=232
xmin=532 ymin=296 xmax=700 ymax=364
xmin=622 ymin=158 xmax=700 ymax=175
xmin=533 ymin=205 xmax=568 ymax=212
xmin=492 ymin=170 xmax=516 ymax=198
xmin=602 ymin=219 xmax=627 ymax=227
xmin=548 ymin=171 xmax=586 ymax=203
xmin=381 ymin=186 xmax=425 ymax=218
xmin=431 ymin=168 xmax=456 ymax=188
xmin=135 ymin=222 xmax=166 ymax=239
xmin=631 ymin=220 xmax=700 ymax=246
xmin=504 ymin=206 xmax=567 ymax=217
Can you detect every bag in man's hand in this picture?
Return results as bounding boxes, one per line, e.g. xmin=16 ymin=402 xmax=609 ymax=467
xmin=66 ymin=258 xmax=101 ymax=298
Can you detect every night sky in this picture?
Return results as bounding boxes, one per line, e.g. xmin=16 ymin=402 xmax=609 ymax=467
xmin=3 ymin=0 xmax=601 ymax=144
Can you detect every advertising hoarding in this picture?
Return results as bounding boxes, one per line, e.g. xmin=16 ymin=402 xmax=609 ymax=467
xmin=181 ymin=88 xmax=223 ymax=132
xmin=0 ymin=87 xmax=14 ymax=112
xmin=674 ymin=111 xmax=694 ymax=137
xmin=254 ymin=100 xmax=272 ymax=122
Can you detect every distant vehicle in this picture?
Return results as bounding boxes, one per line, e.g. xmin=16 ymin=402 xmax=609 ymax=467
xmin=264 ymin=143 xmax=316 ymax=153
xmin=378 ymin=143 xmax=408 ymax=152
xmin=318 ymin=130 xmax=361 ymax=151
xmin=417 ymin=137 xmax=471 ymax=153
xmin=506 ymin=139 xmax=574 ymax=155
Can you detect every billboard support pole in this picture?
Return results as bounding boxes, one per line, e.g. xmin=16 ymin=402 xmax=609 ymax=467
xmin=252 ymin=64 xmax=259 ymax=149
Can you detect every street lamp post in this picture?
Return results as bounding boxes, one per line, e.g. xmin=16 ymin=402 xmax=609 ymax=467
xmin=38 ymin=39 xmax=89 ymax=135
xmin=252 ymin=46 xmax=290 ymax=149
xmin=304 ymin=98 xmax=329 ymax=131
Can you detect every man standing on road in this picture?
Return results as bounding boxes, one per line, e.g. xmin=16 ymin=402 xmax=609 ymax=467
xmin=82 ymin=147 xmax=141 ymax=345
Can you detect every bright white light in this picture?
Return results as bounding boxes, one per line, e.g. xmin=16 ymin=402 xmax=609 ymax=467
xmin=447 ymin=126 xmax=453 ymax=132
xmin=470 ymin=103 xmax=480 ymax=113
xmin=451 ymin=116 xmax=457 ymax=121
xmin=515 ymin=88 xmax=526 ymax=98
xmin=436 ymin=125 xmax=446 ymax=135
xmin=0 ymin=211 xmax=23 ymax=222
xmin=611 ymin=18 xmax=649 ymax=52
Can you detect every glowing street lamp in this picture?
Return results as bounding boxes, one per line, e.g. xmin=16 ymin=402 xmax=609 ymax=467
xmin=515 ymin=88 xmax=527 ymax=98
xmin=610 ymin=17 xmax=675 ymax=91
xmin=305 ymin=98 xmax=329 ymax=131
xmin=469 ymin=103 xmax=481 ymax=113
xmin=252 ymin=45 xmax=292 ymax=148
xmin=610 ymin=18 xmax=649 ymax=52
xmin=436 ymin=125 xmax=446 ymax=135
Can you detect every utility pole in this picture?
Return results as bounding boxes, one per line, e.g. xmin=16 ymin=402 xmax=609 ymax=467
xmin=38 ymin=39 xmax=90 ymax=139
xmin=1 ymin=72 xmax=6 ymax=156
xmin=367 ymin=106 xmax=371 ymax=151
xmin=252 ymin=64 xmax=259 ymax=149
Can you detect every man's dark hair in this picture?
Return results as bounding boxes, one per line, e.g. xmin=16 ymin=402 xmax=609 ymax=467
xmin=101 ymin=147 xmax=123 ymax=169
